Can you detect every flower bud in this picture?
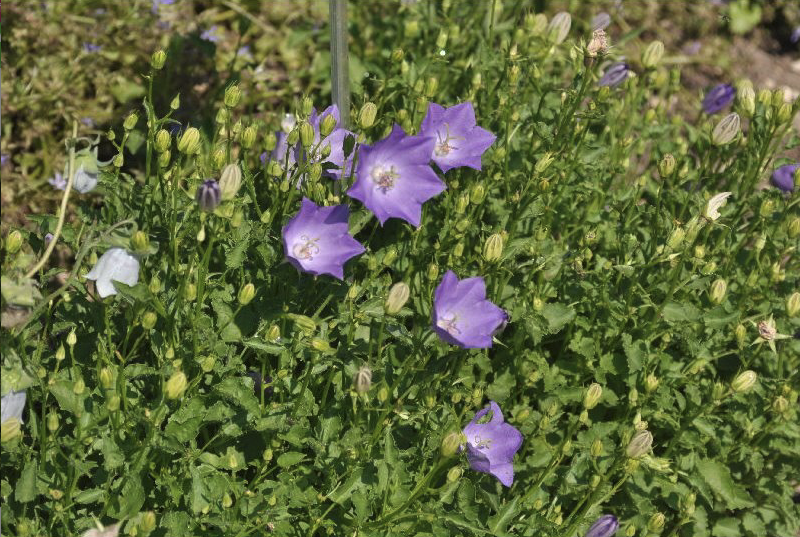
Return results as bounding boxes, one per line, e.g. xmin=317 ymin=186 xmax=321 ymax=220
xmin=177 ymin=127 xmax=201 ymax=154
xmin=391 ymin=48 xmax=404 ymax=62
xmin=224 ymin=84 xmax=242 ymax=108
xmin=263 ymin=132 xmax=278 ymax=153
xmin=169 ymin=94 xmax=180 ymax=111
xmin=140 ymin=311 xmax=157 ymax=330
xmin=424 ymin=77 xmax=438 ymax=98
xmin=377 ymin=386 xmax=389 ymax=402
xmin=99 ymin=367 xmax=114 ymax=389
xmin=738 ymin=85 xmax=755 ymax=116
xmin=427 ymin=262 xmax=439 ymax=281
xmin=238 ymin=283 xmax=255 ymax=306
xmin=266 ymin=324 xmax=280 ymax=342
xmin=709 ymin=278 xmax=727 ymax=304
xmin=641 ymin=40 xmax=664 ymax=69
xmin=591 ymin=438 xmax=603 ymax=457
xmin=73 ymin=378 xmax=85 ymax=395
xmin=201 ymin=356 xmax=215 ymax=373
xmin=154 ymin=129 xmax=171 ymax=153
xmin=483 ymin=233 xmax=504 ymax=262
xmin=772 ymin=88 xmax=786 ymax=107
xmin=711 ymin=113 xmax=740 ymax=146
xmin=241 ymin=125 xmax=257 ymax=149
xmin=470 ymin=184 xmax=485 ymax=204
xmin=151 ymin=49 xmax=166 ymax=70
xmin=299 ymin=121 xmax=314 ymax=148
xmin=165 ymin=371 xmax=188 ymax=400
xmin=681 ymin=492 xmax=696 ymax=517
xmin=47 ymin=411 xmax=59 ymax=432
xmin=659 ymin=154 xmax=676 ymax=177
xmin=301 ymin=96 xmax=314 ymax=117
xmin=140 ymin=511 xmax=157 ymax=533
xmin=113 ymin=153 xmax=124 ymax=168
xmin=288 ymin=313 xmax=316 ymax=334
xmin=773 ymin=396 xmax=788 ymax=414
xmin=357 ymin=101 xmax=378 ymax=129
xmin=731 ymin=370 xmax=757 ymax=393
xmin=219 ymin=163 xmax=242 ymax=200
xmin=107 ymin=393 xmax=121 ymax=411
xmin=158 ymin=150 xmax=171 ymax=168
xmin=583 ymin=383 xmax=602 ymax=409
xmin=441 ymin=431 xmax=465 ymax=457
xmin=5 ymin=230 xmax=23 ymax=255
xmin=385 ymin=282 xmax=410 ymax=315
xmin=196 ymin=179 xmax=221 ymax=211
xmin=626 ymin=430 xmax=653 ymax=458
xmin=56 ymin=345 xmax=66 ymax=361
xmin=315 ymin=115 xmax=335 ymax=140
xmin=784 ymin=292 xmax=800 ymax=318
xmin=645 ymin=373 xmax=659 ymax=394
xmin=546 ymin=12 xmax=571 ymax=44
xmin=734 ymin=323 xmax=747 ymax=348
xmin=447 ymin=467 xmax=462 ymax=482
xmin=130 ymin=230 xmax=149 ymax=255
xmin=123 ymin=111 xmax=139 ymax=131
xmin=585 ymin=515 xmax=619 ymax=537
xmin=353 ymin=366 xmax=372 ymax=394
xmin=67 ymin=330 xmax=77 ymax=347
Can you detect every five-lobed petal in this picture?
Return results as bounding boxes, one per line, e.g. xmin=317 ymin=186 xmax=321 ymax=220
xmin=419 ymin=102 xmax=496 ymax=173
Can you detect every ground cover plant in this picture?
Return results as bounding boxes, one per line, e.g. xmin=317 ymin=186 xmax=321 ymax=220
xmin=1 ymin=1 xmax=799 ymax=536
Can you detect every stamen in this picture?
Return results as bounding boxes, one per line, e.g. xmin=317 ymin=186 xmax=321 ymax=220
xmin=371 ymin=165 xmax=400 ymax=193
xmin=434 ymin=123 xmax=465 ymax=157
xmin=436 ymin=313 xmax=461 ymax=335
xmin=292 ymin=235 xmax=321 ymax=260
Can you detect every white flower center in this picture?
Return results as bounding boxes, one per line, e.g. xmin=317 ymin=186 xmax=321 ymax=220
xmin=292 ymin=235 xmax=321 ymax=261
xmin=434 ymin=124 xmax=464 ymax=157
xmin=436 ymin=313 xmax=461 ymax=335
xmin=472 ymin=434 xmax=493 ymax=450
xmin=371 ymin=165 xmax=400 ymax=193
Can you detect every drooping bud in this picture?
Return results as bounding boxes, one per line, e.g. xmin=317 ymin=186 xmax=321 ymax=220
xmin=483 ymin=233 xmax=504 ymax=262
xmin=358 ymin=102 xmax=377 ymax=129
xmin=238 ymin=283 xmax=255 ymax=306
xmin=123 ymin=111 xmax=139 ymax=131
xmin=224 ymin=84 xmax=242 ymax=108
xmin=641 ymin=40 xmax=664 ymax=69
xmin=709 ymin=278 xmax=727 ymax=304
xmin=196 ymin=179 xmax=222 ymax=211
xmin=219 ymin=163 xmax=242 ymax=200
xmin=353 ymin=366 xmax=372 ymax=394
xmin=546 ymin=12 xmax=571 ymax=44
xmin=177 ymin=127 xmax=201 ymax=154
xmin=583 ymin=383 xmax=603 ymax=409
xmin=385 ymin=282 xmax=410 ymax=315
xmin=165 ymin=371 xmax=188 ymax=400
xmin=731 ymin=370 xmax=757 ymax=393
xmin=151 ymin=49 xmax=166 ymax=70
xmin=711 ymin=112 xmax=740 ymax=145
xmin=585 ymin=514 xmax=619 ymax=537
xmin=441 ymin=431 xmax=465 ymax=457
xmin=626 ymin=430 xmax=653 ymax=458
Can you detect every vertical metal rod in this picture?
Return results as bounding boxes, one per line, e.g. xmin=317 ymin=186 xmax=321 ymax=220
xmin=329 ymin=0 xmax=351 ymax=128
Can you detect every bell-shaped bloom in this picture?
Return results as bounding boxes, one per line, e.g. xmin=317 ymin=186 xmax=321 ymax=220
xmin=85 ymin=248 xmax=140 ymax=298
xmin=196 ymin=179 xmax=222 ymax=211
xmin=418 ymin=102 xmax=496 ymax=173
xmin=703 ymin=191 xmax=732 ymax=221
xmin=282 ymin=198 xmax=365 ymax=280
xmin=297 ymin=105 xmax=355 ymax=179
xmin=1 ymin=390 xmax=26 ymax=425
xmin=702 ymin=83 xmax=736 ymax=114
xmin=584 ymin=515 xmax=619 ymax=537
xmin=771 ymin=163 xmax=797 ymax=192
xmin=432 ymin=270 xmax=507 ymax=348
xmin=599 ymin=62 xmax=629 ymax=88
xmin=347 ymin=124 xmax=445 ymax=227
xmin=462 ymin=401 xmax=523 ymax=487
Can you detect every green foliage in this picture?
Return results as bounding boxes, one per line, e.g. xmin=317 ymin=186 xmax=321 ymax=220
xmin=2 ymin=1 xmax=800 ymax=537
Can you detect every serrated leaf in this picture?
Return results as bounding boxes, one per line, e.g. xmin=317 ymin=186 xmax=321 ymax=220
xmin=277 ymin=451 xmax=305 ymax=468
xmin=696 ymin=458 xmax=754 ymax=509
xmin=541 ymin=302 xmax=575 ymax=333
xmin=15 ymin=461 xmax=37 ymax=502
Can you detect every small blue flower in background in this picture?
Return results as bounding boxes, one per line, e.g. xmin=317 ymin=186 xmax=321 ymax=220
xmin=201 ymin=26 xmax=220 ymax=43
xmin=1 ymin=154 xmax=9 ymax=166
xmin=599 ymin=62 xmax=630 ymax=88
xmin=702 ymin=83 xmax=735 ymax=114
xmin=584 ymin=515 xmax=619 ymax=537
xmin=83 ymin=43 xmax=102 ymax=53
xmin=462 ymin=401 xmax=523 ymax=487
xmin=791 ymin=26 xmax=800 ymax=44
xmin=85 ymin=248 xmax=140 ymax=298
xmin=771 ymin=163 xmax=797 ymax=193
xmin=80 ymin=117 xmax=95 ymax=127
xmin=151 ymin=0 xmax=175 ymax=14
xmin=196 ymin=179 xmax=222 ymax=211
xmin=48 ymin=171 xmax=67 ymax=190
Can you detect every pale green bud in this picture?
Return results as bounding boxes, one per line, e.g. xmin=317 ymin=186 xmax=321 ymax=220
xmin=56 ymin=345 xmax=66 ymax=361
xmin=177 ymin=127 xmax=201 ymax=154
xmin=711 ymin=113 xmax=740 ymax=145
xmin=441 ymin=431 xmax=465 ymax=457
xmin=358 ymin=102 xmax=377 ymax=129
xmin=266 ymin=324 xmax=280 ymax=342
xmin=308 ymin=162 xmax=322 ymax=182
xmin=455 ymin=194 xmax=469 ymax=214
xmin=151 ymin=49 xmax=166 ymax=70
xmin=535 ymin=152 xmax=555 ymax=174
xmin=47 ymin=411 xmax=59 ymax=432
xmin=140 ymin=511 xmax=157 ymax=533
xmin=738 ymin=85 xmax=755 ymax=116
xmin=666 ymin=226 xmax=685 ymax=251
xmin=447 ymin=467 xmax=462 ymax=482
xmin=641 ymin=40 xmax=664 ymax=69
xmin=404 ymin=19 xmax=420 ymax=39
xmin=238 ymin=283 xmax=255 ymax=306
xmin=734 ymin=324 xmax=747 ymax=348
xmin=436 ymin=30 xmax=448 ymax=49
xmin=142 ymin=311 xmax=157 ymax=330
xmin=5 ymin=230 xmax=23 ymax=255
xmin=320 ymin=114 xmax=337 ymax=138
xmin=773 ymin=396 xmax=789 ymax=414
xmin=123 ymin=111 xmax=139 ymax=131
xmin=546 ymin=12 xmax=571 ymax=44
xmin=165 ymin=371 xmax=188 ymax=400
xmin=219 ymin=163 xmax=242 ymax=200
xmin=424 ymin=77 xmax=438 ymax=98
xmin=658 ymin=154 xmax=676 ymax=177
xmin=385 ymin=282 xmax=410 ymax=315
xmin=626 ymin=430 xmax=653 ymax=458
xmin=99 ymin=367 xmax=114 ymax=390
xmin=155 ymin=129 xmax=171 ymax=153
xmin=200 ymin=355 xmax=215 ymax=373
xmin=427 ymin=262 xmax=439 ymax=281
xmin=786 ymin=292 xmax=800 ymax=317
xmin=731 ymin=370 xmax=757 ymax=393
xmin=67 ymin=330 xmax=77 ymax=347
xmin=353 ymin=366 xmax=372 ymax=394
xmin=772 ymin=88 xmax=786 ymax=107
xmin=645 ymin=373 xmax=659 ymax=394
xmin=170 ymin=93 xmax=180 ymax=110
xmin=709 ymin=278 xmax=727 ymax=304
xmin=224 ymin=84 xmax=242 ymax=108
xmin=377 ymin=386 xmax=389 ymax=402
xmin=759 ymin=198 xmax=774 ymax=219
xmin=391 ymin=48 xmax=404 ymax=62
xmin=288 ymin=313 xmax=316 ymax=334
xmin=483 ymin=233 xmax=504 ymax=262
xmin=184 ymin=282 xmax=197 ymax=302
xmin=73 ymin=378 xmax=85 ymax=395
xmin=470 ymin=184 xmax=485 ymax=204
xmin=264 ymin=131 xmax=277 ymax=152
xmin=777 ymin=103 xmax=792 ymax=124
xmin=301 ymin=96 xmax=314 ymax=117
xmin=130 ymin=231 xmax=149 ymax=255
xmin=583 ymin=383 xmax=602 ymax=409
xmin=158 ymin=150 xmax=171 ymax=168
xmin=241 ymin=125 xmax=257 ymax=149
xmin=591 ymin=438 xmax=603 ymax=457
xmin=299 ymin=121 xmax=314 ymax=148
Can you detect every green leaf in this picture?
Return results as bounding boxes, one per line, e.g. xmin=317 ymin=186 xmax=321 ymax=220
xmin=117 ymin=475 xmax=145 ymax=519
xmin=489 ymin=495 xmax=520 ymax=535
xmin=541 ymin=302 xmax=575 ymax=333
xmin=15 ymin=461 xmax=37 ymax=503
xmin=663 ymin=302 xmax=700 ymax=323
xmin=328 ymin=467 xmax=363 ymax=505
xmin=696 ymin=458 xmax=754 ymax=509
xmin=276 ymin=451 xmax=305 ymax=468
xmin=712 ymin=517 xmax=742 ymax=537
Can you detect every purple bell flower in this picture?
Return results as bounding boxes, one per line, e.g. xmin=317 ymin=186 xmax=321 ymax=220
xmin=48 ymin=171 xmax=67 ymax=190
xmin=282 ymin=197 xmax=365 ymax=280
xmin=196 ymin=179 xmax=222 ymax=211
xmin=432 ymin=270 xmax=507 ymax=348
xmin=702 ymin=84 xmax=736 ymax=114
xmin=347 ymin=124 xmax=445 ymax=227
xmin=771 ymin=163 xmax=797 ymax=192
xmin=584 ymin=515 xmax=619 ymax=537
xmin=418 ymin=101 xmax=496 ymax=173
xmin=201 ymin=26 xmax=220 ymax=43
xmin=598 ymin=62 xmax=629 ymax=87
xmin=297 ymin=105 xmax=355 ymax=179
xmin=462 ymin=401 xmax=523 ymax=487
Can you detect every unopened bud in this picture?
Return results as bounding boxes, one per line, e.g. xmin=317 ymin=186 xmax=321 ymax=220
xmin=447 ymin=466 xmax=462 ymax=482
xmin=583 ymin=383 xmax=602 ymax=409
xmin=155 ymin=129 xmax=171 ymax=153
xmin=709 ymin=278 xmax=727 ymax=304
xmin=711 ymin=113 xmax=740 ymax=146
xmin=67 ymin=330 xmax=77 ymax=347
xmin=773 ymin=395 xmax=789 ymax=414
xmin=130 ymin=230 xmax=150 ymax=255
xmin=165 ymin=371 xmax=188 ymax=399
xmin=266 ymin=324 xmax=280 ymax=342
xmin=140 ymin=511 xmax=157 ymax=533
xmin=731 ymin=370 xmax=757 ymax=393
xmin=645 ymin=374 xmax=659 ymax=394
xmin=299 ymin=121 xmax=314 ymax=148
xmin=219 ymin=163 xmax=242 ymax=200
xmin=427 ymin=263 xmax=439 ymax=281
xmin=786 ymin=292 xmax=800 ymax=317
xmin=142 ymin=311 xmax=157 ymax=330
xmin=241 ymin=125 xmax=257 ymax=149
xmin=289 ymin=313 xmax=316 ymax=334
xmin=626 ymin=430 xmax=653 ymax=458
xmin=738 ymin=85 xmax=755 ymax=116
xmin=47 ymin=411 xmax=59 ymax=432
xmin=358 ymin=102 xmax=377 ymax=129
xmin=177 ymin=127 xmax=201 ymax=154
xmin=424 ymin=77 xmax=438 ymax=98
xmin=238 ymin=283 xmax=255 ymax=306
xmin=151 ymin=49 xmax=166 ymax=70
xmin=546 ymin=12 xmax=571 ymax=44
xmin=591 ymin=438 xmax=603 ymax=457
xmin=441 ymin=431 xmax=465 ymax=457
xmin=659 ymin=154 xmax=676 ymax=177
xmin=99 ymin=367 xmax=114 ymax=389
xmin=123 ymin=112 xmax=139 ymax=131
xmin=642 ymin=40 xmax=664 ymax=69
xmin=5 ymin=230 xmax=23 ymax=255
xmin=391 ymin=48 xmax=404 ymax=62
xmin=483 ymin=233 xmax=504 ymax=262
xmin=353 ymin=366 xmax=372 ymax=394
xmin=224 ymin=84 xmax=242 ymax=108
xmin=385 ymin=282 xmax=410 ymax=315
xmin=311 ymin=337 xmax=331 ymax=353
xmin=470 ymin=184 xmax=485 ymax=204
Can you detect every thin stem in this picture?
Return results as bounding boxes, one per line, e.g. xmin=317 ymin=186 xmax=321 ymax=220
xmin=329 ymin=0 xmax=350 ymax=128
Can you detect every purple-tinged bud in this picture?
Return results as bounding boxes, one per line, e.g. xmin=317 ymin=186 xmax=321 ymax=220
xmin=196 ymin=179 xmax=221 ymax=211
xmin=592 ymin=12 xmax=611 ymax=31
xmin=770 ymin=163 xmax=797 ymax=193
xmin=584 ymin=514 xmax=619 ymax=537
xmin=702 ymin=84 xmax=736 ymax=114
xmin=599 ymin=62 xmax=630 ymax=88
